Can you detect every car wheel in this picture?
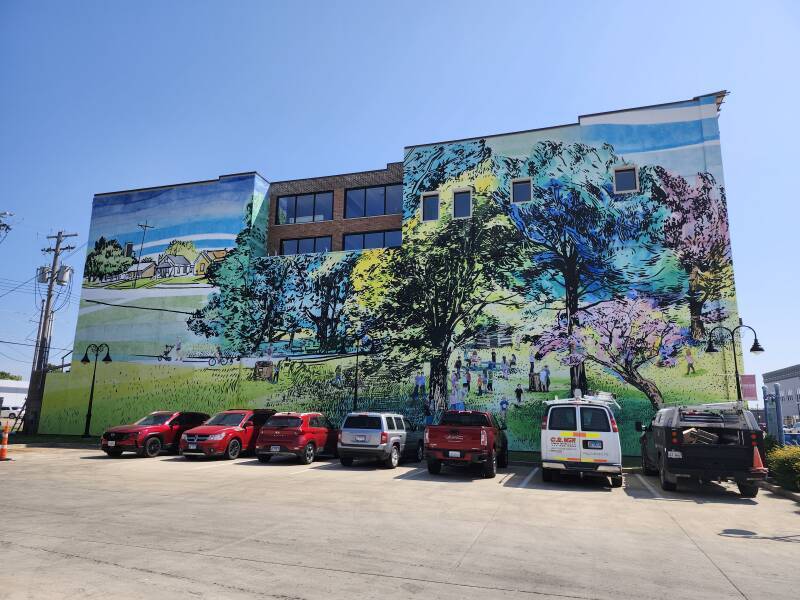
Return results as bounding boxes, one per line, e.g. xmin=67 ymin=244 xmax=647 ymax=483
xmin=414 ymin=442 xmax=424 ymax=463
xmin=340 ymin=456 xmax=354 ymax=467
xmin=541 ymin=467 xmax=553 ymax=482
xmin=737 ymin=482 xmax=759 ymax=498
xmin=140 ymin=436 xmax=162 ymax=458
xmin=299 ymin=443 xmax=316 ymax=465
xmin=482 ymin=451 xmax=497 ymax=479
xmin=659 ymin=455 xmax=677 ymax=492
xmin=384 ymin=445 xmax=399 ymax=469
xmin=498 ymin=446 xmax=509 ymax=468
xmin=8 ymin=413 xmax=15 ymax=419
xmin=610 ymin=475 xmax=623 ymax=488
xmin=224 ymin=438 xmax=242 ymax=460
xmin=641 ymin=446 xmax=657 ymax=475
xmin=104 ymin=449 xmax=123 ymax=457
xmin=427 ymin=459 xmax=442 ymax=474
xmin=257 ymin=454 xmax=272 ymax=463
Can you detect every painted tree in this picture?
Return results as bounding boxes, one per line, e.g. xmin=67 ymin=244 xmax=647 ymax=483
xmin=84 ymin=237 xmax=135 ymax=281
xmin=538 ymin=294 xmax=685 ymax=409
xmin=499 ymin=142 xmax=658 ymax=392
xmin=652 ymin=168 xmax=733 ymax=339
xmin=159 ymin=239 xmax=199 ymax=263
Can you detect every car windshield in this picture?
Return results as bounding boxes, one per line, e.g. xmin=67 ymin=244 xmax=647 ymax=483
xmin=206 ymin=412 xmax=246 ymax=426
xmin=266 ymin=416 xmax=302 ymax=428
xmin=135 ymin=413 xmax=172 ymax=426
xmin=343 ymin=415 xmax=382 ymax=429
xmin=440 ymin=413 xmax=491 ymax=427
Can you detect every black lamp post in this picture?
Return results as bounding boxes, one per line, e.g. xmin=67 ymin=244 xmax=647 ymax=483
xmin=705 ymin=320 xmax=764 ymax=408
xmin=352 ymin=334 xmax=371 ymax=412
xmin=80 ymin=343 xmax=112 ymax=438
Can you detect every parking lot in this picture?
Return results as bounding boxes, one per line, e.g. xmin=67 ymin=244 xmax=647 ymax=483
xmin=2 ymin=447 xmax=798 ymax=600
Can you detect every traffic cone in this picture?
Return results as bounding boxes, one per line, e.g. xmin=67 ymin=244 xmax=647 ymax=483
xmin=752 ymin=446 xmax=766 ymax=471
xmin=0 ymin=423 xmax=9 ymax=461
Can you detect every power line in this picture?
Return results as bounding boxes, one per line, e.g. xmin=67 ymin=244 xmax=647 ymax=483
xmin=0 ymin=338 xmax=73 ymax=352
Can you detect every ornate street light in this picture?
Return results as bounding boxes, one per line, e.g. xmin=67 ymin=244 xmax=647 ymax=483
xmin=80 ymin=343 xmax=112 ymax=438
xmin=705 ymin=320 xmax=764 ymax=409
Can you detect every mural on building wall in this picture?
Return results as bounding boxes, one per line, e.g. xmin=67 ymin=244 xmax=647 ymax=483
xmin=41 ymin=94 xmax=740 ymax=455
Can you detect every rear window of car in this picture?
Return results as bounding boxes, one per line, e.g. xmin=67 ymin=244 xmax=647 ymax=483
xmin=547 ymin=407 xmax=576 ymax=430
xmin=267 ymin=416 xmax=302 ymax=428
xmin=439 ymin=413 xmax=491 ymax=427
xmin=343 ymin=415 xmax=382 ymax=429
xmin=580 ymin=407 xmax=611 ymax=432
xmin=206 ymin=412 xmax=246 ymax=426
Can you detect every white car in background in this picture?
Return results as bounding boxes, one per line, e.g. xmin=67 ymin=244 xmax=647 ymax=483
xmin=0 ymin=405 xmax=25 ymax=419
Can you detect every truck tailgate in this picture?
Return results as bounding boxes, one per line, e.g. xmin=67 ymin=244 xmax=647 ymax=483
xmin=673 ymin=445 xmax=753 ymax=471
xmin=427 ymin=426 xmax=484 ymax=449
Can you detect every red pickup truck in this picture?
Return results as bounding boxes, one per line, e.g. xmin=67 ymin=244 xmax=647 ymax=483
xmin=424 ymin=410 xmax=509 ymax=478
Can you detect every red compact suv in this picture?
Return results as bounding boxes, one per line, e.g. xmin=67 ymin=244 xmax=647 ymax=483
xmin=255 ymin=412 xmax=338 ymax=464
xmin=179 ymin=408 xmax=275 ymax=460
xmin=101 ymin=411 xmax=210 ymax=458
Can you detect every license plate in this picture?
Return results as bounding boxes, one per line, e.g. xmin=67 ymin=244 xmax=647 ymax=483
xmin=270 ymin=445 xmax=281 ymax=452
xmin=355 ymin=435 xmax=366 ymax=442
xmin=448 ymin=450 xmax=461 ymax=458
xmin=586 ymin=440 xmax=603 ymax=449
xmin=188 ymin=443 xmax=197 ymax=450
xmin=107 ymin=440 xmax=116 ymax=447
xmin=667 ymin=450 xmax=683 ymax=459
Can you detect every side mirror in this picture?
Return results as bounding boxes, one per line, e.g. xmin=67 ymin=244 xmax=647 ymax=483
xmin=243 ymin=422 xmax=252 ymax=428
xmin=635 ymin=421 xmax=643 ymax=432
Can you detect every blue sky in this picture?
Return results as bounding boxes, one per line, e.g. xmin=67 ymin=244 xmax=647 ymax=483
xmin=1 ymin=0 xmax=798 ymax=393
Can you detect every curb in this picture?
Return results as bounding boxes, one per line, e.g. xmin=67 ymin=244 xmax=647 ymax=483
xmin=758 ymin=480 xmax=800 ymax=503
xmin=10 ymin=442 xmax=99 ymax=450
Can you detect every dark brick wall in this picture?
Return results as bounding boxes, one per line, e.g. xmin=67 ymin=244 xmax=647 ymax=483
xmin=267 ymin=162 xmax=403 ymax=254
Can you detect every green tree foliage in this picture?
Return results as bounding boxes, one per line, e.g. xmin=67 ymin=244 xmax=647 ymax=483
xmin=160 ymin=239 xmax=199 ymax=263
xmin=84 ymin=237 xmax=135 ymax=281
xmin=0 ymin=371 xmax=22 ymax=380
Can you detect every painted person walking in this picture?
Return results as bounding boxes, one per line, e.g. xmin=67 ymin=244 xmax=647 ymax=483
xmin=539 ymin=365 xmax=550 ymax=392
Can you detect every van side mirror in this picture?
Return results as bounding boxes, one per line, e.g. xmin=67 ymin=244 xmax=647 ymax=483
xmin=635 ymin=421 xmax=643 ymax=432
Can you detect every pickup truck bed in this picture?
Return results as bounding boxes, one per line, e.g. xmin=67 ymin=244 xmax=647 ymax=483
xmin=424 ymin=411 xmax=508 ymax=478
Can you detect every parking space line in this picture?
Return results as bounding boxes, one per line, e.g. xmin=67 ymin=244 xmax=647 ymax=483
xmin=635 ymin=473 xmax=662 ymax=498
xmin=189 ymin=461 xmax=237 ymax=471
xmin=518 ymin=467 xmax=540 ymax=488
xmin=288 ymin=465 xmax=326 ymax=475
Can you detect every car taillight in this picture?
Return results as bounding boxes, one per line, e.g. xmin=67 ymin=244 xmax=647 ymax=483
xmin=338 ymin=431 xmax=342 ymax=443
xmin=541 ymin=413 xmax=548 ymax=430
xmin=610 ymin=417 xmax=618 ymax=433
xmin=480 ymin=429 xmax=487 ymax=447
xmin=671 ymin=429 xmax=680 ymax=445
xmin=380 ymin=431 xmax=388 ymax=444
xmin=424 ymin=428 xmax=429 ymax=444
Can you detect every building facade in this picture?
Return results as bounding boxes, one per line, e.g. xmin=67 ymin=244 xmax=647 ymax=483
xmin=41 ymin=91 xmax=742 ymax=456
xmin=763 ymin=364 xmax=800 ymax=423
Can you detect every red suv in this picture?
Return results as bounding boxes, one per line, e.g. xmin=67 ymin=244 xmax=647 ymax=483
xmin=179 ymin=408 xmax=275 ymax=460
xmin=255 ymin=412 xmax=338 ymax=464
xmin=101 ymin=411 xmax=209 ymax=458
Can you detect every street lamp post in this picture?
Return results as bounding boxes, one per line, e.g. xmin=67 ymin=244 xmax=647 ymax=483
xmin=80 ymin=343 xmax=112 ymax=438
xmin=352 ymin=334 xmax=370 ymax=412
xmin=704 ymin=319 xmax=764 ymax=410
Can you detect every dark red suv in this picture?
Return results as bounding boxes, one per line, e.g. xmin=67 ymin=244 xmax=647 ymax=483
xmin=255 ymin=412 xmax=338 ymax=464
xmin=101 ymin=411 xmax=209 ymax=458
xmin=179 ymin=408 xmax=275 ymax=460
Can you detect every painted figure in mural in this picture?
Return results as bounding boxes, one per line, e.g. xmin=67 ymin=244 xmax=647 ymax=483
xmin=491 ymin=350 xmax=497 ymax=366
xmin=501 ymin=356 xmax=509 ymax=379
xmin=464 ymin=370 xmax=471 ymax=393
xmin=487 ymin=369 xmax=494 ymax=392
xmin=539 ymin=366 xmax=551 ymax=392
xmin=334 ymin=365 xmax=344 ymax=387
xmin=470 ymin=350 xmax=479 ymax=368
xmin=510 ymin=353 xmax=517 ymax=368
xmin=685 ymin=348 xmax=696 ymax=375
xmin=174 ymin=339 xmax=183 ymax=362
xmin=500 ymin=397 xmax=509 ymax=419
xmin=455 ymin=356 xmax=462 ymax=377
xmin=515 ymin=384 xmax=523 ymax=405
xmin=476 ymin=372 xmax=484 ymax=395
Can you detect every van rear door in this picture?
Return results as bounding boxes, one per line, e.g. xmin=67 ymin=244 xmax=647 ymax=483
xmin=543 ymin=405 xmax=580 ymax=462
xmin=578 ymin=406 xmax=619 ymax=465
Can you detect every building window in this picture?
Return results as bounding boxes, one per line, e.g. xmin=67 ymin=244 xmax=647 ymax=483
xmin=613 ymin=166 xmax=639 ymax=194
xmin=512 ymin=178 xmax=532 ymax=203
xmin=422 ymin=193 xmax=439 ymax=221
xmin=453 ymin=190 xmax=472 ymax=218
xmin=345 ymin=184 xmax=402 ymax=218
xmin=343 ymin=229 xmax=402 ymax=251
xmin=280 ymin=236 xmax=331 ymax=255
xmin=276 ymin=192 xmax=333 ymax=225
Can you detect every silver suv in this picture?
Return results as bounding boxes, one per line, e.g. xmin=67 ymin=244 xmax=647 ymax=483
xmin=338 ymin=412 xmax=424 ymax=469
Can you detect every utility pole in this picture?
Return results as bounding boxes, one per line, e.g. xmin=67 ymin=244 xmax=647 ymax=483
xmin=23 ymin=231 xmax=77 ymax=434
xmin=131 ymin=221 xmax=154 ymax=288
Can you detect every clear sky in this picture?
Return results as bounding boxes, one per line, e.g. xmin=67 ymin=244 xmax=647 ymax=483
xmin=1 ymin=0 xmax=798 ymax=396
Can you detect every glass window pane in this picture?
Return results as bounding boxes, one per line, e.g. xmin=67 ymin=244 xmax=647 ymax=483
xmin=547 ymin=407 xmax=576 ymax=430
xmin=314 ymin=236 xmax=331 ymax=253
xmin=384 ymin=229 xmax=401 ymax=247
xmin=365 ymin=186 xmax=385 ymax=217
xmin=453 ymin=191 xmax=471 ymax=218
xmin=346 ymin=189 xmax=365 ymax=218
xmin=614 ymin=168 xmax=637 ymax=192
xmin=277 ymin=196 xmax=295 ymax=224
xmin=580 ymin=407 xmax=611 ymax=432
xmin=295 ymin=194 xmax=315 ymax=223
xmin=512 ymin=180 xmax=531 ymax=203
xmin=422 ymin=194 xmax=439 ymax=221
xmin=385 ymin=184 xmax=402 ymax=214
xmin=314 ymin=192 xmax=333 ymax=222
xmin=363 ymin=231 xmax=384 ymax=249
xmin=280 ymin=239 xmax=297 ymax=255
xmin=298 ymin=238 xmax=315 ymax=254
xmin=343 ymin=233 xmax=363 ymax=251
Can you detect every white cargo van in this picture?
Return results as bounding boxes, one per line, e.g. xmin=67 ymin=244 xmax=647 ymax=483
xmin=540 ymin=395 xmax=623 ymax=487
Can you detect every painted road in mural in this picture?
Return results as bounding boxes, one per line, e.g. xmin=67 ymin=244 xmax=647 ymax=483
xmin=41 ymin=93 xmax=740 ymax=456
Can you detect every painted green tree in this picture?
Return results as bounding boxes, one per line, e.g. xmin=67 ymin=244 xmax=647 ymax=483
xmin=159 ymin=239 xmax=199 ymax=263
xmin=84 ymin=237 xmax=135 ymax=282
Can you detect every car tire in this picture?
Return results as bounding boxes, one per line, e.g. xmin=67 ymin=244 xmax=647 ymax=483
xmin=224 ymin=438 xmax=242 ymax=460
xmin=8 ymin=413 xmax=15 ymax=419
xmin=384 ymin=445 xmax=400 ymax=469
xmin=659 ymin=455 xmax=677 ymax=492
xmin=104 ymin=449 xmax=123 ymax=457
xmin=541 ymin=467 xmax=553 ymax=482
xmin=482 ymin=451 xmax=497 ymax=479
xmin=498 ymin=446 xmax=509 ymax=468
xmin=737 ymin=482 xmax=759 ymax=498
xmin=340 ymin=456 xmax=354 ymax=467
xmin=414 ymin=442 xmax=424 ymax=463
xmin=641 ymin=446 xmax=657 ymax=476
xmin=299 ymin=443 xmax=316 ymax=465
xmin=257 ymin=454 xmax=272 ymax=463
xmin=610 ymin=475 xmax=623 ymax=488
xmin=427 ymin=459 xmax=442 ymax=474
xmin=139 ymin=436 xmax=162 ymax=458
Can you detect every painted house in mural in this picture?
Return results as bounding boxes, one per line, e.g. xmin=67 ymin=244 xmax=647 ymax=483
xmin=40 ymin=92 xmax=741 ymax=456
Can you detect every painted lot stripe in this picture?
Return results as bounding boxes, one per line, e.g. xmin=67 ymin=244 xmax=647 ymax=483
xmin=518 ymin=467 xmax=540 ymax=488
xmin=635 ymin=473 xmax=662 ymax=498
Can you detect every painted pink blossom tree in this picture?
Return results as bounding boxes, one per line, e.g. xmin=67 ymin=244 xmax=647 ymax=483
xmin=538 ymin=295 xmax=685 ymax=409
xmin=653 ymin=168 xmax=733 ymax=339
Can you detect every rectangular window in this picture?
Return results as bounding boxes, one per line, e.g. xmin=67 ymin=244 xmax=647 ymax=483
xmin=314 ymin=236 xmax=331 ymax=253
xmin=547 ymin=407 xmax=576 ymax=431
xmin=276 ymin=192 xmax=334 ymax=225
xmin=385 ymin=184 xmax=402 ymax=214
xmin=613 ymin=166 xmax=638 ymax=194
xmin=422 ymin=193 xmax=439 ymax=221
xmin=579 ymin=407 xmax=611 ymax=432
xmin=385 ymin=416 xmax=397 ymax=430
xmin=363 ymin=231 xmax=384 ymax=249
xmin=365 ymin=186 xmax=385 ymax=217
xmin=343 ymin=233 xmax=363 ymax=251
xmin=297 ymin=237 xmax=315 ymax=254
xmin=512 ymin=179 xmax=532 ymax=203
xmin=453 ymin=190 xmax=471 ymax=218
xmin=345 ymin=184 xmax=403 ymax=218
xmin=384 ymin=229 xmax=402 ymax=248
xmin=280 ymin=239 xmax=298 ymax=255
xmin=279 ymin=236 xmax=331 ymax=255
xmin=346 ymin=188 xmax=366 ymax=218
xmin=343 ymin=230 xmax=402 ymax=251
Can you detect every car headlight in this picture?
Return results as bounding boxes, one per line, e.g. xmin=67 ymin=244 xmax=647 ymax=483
xmin=207 ymin=433 xmax=226 ymax=441
xmin=181 ymin=433 xmax=188 ymax=441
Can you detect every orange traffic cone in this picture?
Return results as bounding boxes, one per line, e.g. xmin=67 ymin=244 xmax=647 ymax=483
xmin=0 ymin=423 xmax=9 ymax=461
xmin=752 ymin=446 xmax=766 ymax=472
